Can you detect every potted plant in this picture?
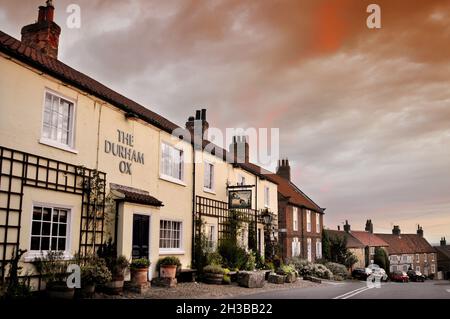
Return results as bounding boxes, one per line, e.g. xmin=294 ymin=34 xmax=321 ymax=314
xmin=203 ymin=264 xmax=225 ymax=284
xmin=34 ymin=251 xmax=74 ymax=299
xmin=98 ymin=240 xmax=129 ymax=294
xmin=157 ymin=256 xmax=181 ymax=279
xmin=130 ymin=258 xmax=150 ymax=285
xmin=80 ymin=257 xmax=111 ymax=298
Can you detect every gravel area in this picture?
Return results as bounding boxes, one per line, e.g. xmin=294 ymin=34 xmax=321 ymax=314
xmin=96 ymin=278 xmax=319 ymax=299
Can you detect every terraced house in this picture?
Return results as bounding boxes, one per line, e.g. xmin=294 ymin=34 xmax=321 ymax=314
xmin=264 ymin=160 xmax=324 ymax=262
xmin=0 ymin=2 xmax=278 ymax=289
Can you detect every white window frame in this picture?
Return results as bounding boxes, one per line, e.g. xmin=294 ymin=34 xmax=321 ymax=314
xmin=316 ymin=212 xmax=320 ymax=233
xmin=264 ymin=186 xmax=270 ymax=208
xmin=25 ymin=202 xmax=73 ymax=262
xmin=431 ymin=253 xmax=435 ymax=262
xmin=292 ymin=237 xmax=300 ymax=257
xmin=160 ymin=142 xmax=185 ymax=185
xmin=40 ymin=89 xmax=77 ymax=154
xmin=159 ymin=219 xmax=184 ymax=254
xmin=204 ymin=223 xmax=217 ymax=251
xmin=203 ymin=161 xmax=215 ymax=193
xmin=306 ymin=210 xmax=311 ymax=232
xmin=370 ymin=247 xmax=375 ymax=256
xmin=292 ymin=207 xmax=298 ymax=231
xmin=431 ymin=264 xmax=436 ymax=274
xmin=416 ymin=265 xmax=421 ymax=272
xmin=416 ymin=254 xmax=420 ymax=262
xmin=316 ymin=239 xmax=322 ymax=259
xmin=307 ymin=238 xmax=312 ymax=262
xmin=424 ymin=253 xmax=427 ymax=262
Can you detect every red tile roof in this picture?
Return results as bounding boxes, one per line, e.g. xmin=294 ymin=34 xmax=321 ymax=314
xmin=435 ymin=245 xmax=450 ymax=260
xmin=350 ymin=231 xmax=389 ymax=247
xmin=375 ymin=234 xmax=436 ymax=254
xmin=326 ymin=230 xmax=365 ymax=248
xmin=0 ymin=30 xmax=276 ymax=183
xmin=265 ymin=174 xmax=323 ymax=212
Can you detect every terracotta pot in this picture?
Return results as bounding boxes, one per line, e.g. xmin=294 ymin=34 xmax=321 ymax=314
xmin=131 ymin=268 xmax=148 ymax=285
xmin=46 ymin=281 xmax=75 ymax=300
xmin=204 ymin=273 xmax=224 ymax=285
xmin=160 ymin=265 xmax=177 ymax=279
xmin=105 ymin=274 xmax=125 ymax=294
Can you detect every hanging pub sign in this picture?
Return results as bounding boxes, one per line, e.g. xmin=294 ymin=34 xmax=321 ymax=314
xmin=228 ymin=190 xmax=252 ymax=209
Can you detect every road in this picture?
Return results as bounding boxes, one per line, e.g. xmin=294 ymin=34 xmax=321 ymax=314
xmin=236 ymin=280 xmax=450 ymax=299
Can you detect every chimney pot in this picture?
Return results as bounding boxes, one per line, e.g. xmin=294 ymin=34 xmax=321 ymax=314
xmin=276 ymin=157 xmax=291 ymax=181
xmin=344 ymin=220 xmax=351 ymax=233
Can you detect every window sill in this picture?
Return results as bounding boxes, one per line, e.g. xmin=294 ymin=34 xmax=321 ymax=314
xmin=24 ymin=251 xmax=73 ymax=263
xmin=159 ymin=250 xmax=185 ymax=255
xmin=159 ymin=174 xmax=187 ymax=187
xmin=203 ymin=188 xmax=216 ymax=195
xmin=39 ymin=138 xmax=78 ymax=154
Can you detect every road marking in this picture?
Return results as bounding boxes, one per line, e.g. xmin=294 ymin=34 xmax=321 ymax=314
xmin=333 ymin=286 xmax=372 ymax=299
xmin=446 ymin=289 xmax=450 ymax=293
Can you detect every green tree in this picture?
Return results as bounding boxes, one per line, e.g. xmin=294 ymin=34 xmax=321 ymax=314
xmin=322 ymin=230 xmax=331 ymax=261
xmin=373 ymin=247 xmax=390 ymax=272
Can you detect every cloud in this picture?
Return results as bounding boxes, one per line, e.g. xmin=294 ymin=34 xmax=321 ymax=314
xmin=1 ymin=0 xmax=449 ymax=242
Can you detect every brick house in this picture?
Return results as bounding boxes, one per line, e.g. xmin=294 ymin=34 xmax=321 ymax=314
xmin=264 ymin=160 xmax=324 ymax=262
xmin=348 ymin=220 xmax=389 ymax=266
xmin=376 ymin=225 xmax=437 ymax=276
xmin=326 ymin=229 xmax=366 ymax=269
xmin=435 ymin=237 xmax=450 ymax=279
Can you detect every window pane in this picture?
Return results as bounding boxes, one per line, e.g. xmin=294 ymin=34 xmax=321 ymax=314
xmin=53 ymin=210 xmax=59 ymax=223
xmin=59 ymin=210 xmax=67 ymax=223
xmin=31 ymin=221 xmax=41 ymax=236
xmin=31 ymin=237 xmax=40 ymax=250
xmin=43 ymin=208 xmax=52 ymax=221
xmin=42 ymin=222 xmax=51 ymax=236
xmin=52 ymin=223 xmax=58 ymax=236
xmin=58 ymin=238 xmax=66 ymax=251
xmin=41 ymin=237 xmax=50 ymax=250
xmin=33 ymin=206 xmax=42 ymax=220
xmin=51 ymin=237 xmax=58 ymax=250
xmin=59 ymin=223 xmax=67 ymax=236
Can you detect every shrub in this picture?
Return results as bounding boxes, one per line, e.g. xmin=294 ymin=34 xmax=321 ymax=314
xmin=223 ymin=275 xmax=231 ymax=284
xmin=218 ymin=240 xmax=248 ymax=270
xmin=130 ymin=258 xmax=150 ymax=269
xmin=97 ymin=239 xmax=129 ymax=276
xmin=81 ymin=257 xmax=112 ymax=286
xmin=244 ymin=250 xmax=256 ymax=271
xmin=203 ymin=264 xmax=225 ymax=275
xmin=156 ymin=256 xmax=181 ymax=272
xmin=286 ymin=257 xmax=311 ymax=275
xmin=277 ymin=264 xmax=296 ymax=276
xmin=325 ymin=262 xmax=348 ymax=279
xmin=206 ymin=252 xmax=223 ymax=266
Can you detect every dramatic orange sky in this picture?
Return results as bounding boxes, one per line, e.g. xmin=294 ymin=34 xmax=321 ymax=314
xmin=1 ymin=0 xmax=449 ymax=243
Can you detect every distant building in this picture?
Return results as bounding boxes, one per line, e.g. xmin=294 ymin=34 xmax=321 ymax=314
xmin=376 ymin=225 xmax=437 ymax=276
xmin=326 ymin=228 xmax=366 ymax=269
xmin=349 ymin=220 xmax=389 ymax=265
xmin=435 ymin=237 xmax=450 ymax=279
xmin=264 ymin=160 xmax=325 ymax=262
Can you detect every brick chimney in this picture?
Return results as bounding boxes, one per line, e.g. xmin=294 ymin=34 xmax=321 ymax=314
xmin=365 ymin=219 xmax=373 ymax=234
xmin=392 ymin=225 xmax=401 ymax=236
xmin=276 ymin=159 xmax=291 ymax=181
xmin=441 ymin=237 xmax=447 ymax=246
xmin=344 ymin=220 xmax=351 ymax=233
xmin=21 ymin=1 xmax=61 ymax=59
xmin=229 ymin=136 xmax=249 ymax=163
xmin=185 ymin=109 xmax=209 ymax=145
xmin=417 ymin=225 xmax=423 ymax=237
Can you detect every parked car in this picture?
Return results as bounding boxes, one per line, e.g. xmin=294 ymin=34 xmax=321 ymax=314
xmin=390 ymin=270 xmax=409 ymax=283
xmin=368 ymin=264 xmax=388 ymax=282
xmin=352 ymin=268 xmax=372 ymax=280
xmin=407 ymin=270 xmax=426 ymax=282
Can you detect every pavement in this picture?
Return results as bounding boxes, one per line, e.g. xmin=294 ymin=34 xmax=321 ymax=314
xmin=234 ymin=279 xmax=450 ymax=299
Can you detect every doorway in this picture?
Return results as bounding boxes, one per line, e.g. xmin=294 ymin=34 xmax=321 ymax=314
xmin=132 ymin=214 xmax=150 ymax=260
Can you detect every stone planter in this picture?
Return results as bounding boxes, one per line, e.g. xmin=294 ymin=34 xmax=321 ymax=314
xmin=131 ymin=268 xmax=148 ymax=285
xmin=160 ymin=265 xmax=177 ymax=279
xmin=204 ymin=273 xmax=224 ymax=285
xmin=105 ymin=274 xmax=125 ymax=294
xmin=237 ymin=271 xmax=266 ymax=288
xmin=46 ymin=281 xmax=75 ymax=299
xmin=285 ymin=272 xmax=297 ymax=283
xmin=268 ymin=274 xmax=286 ymax=284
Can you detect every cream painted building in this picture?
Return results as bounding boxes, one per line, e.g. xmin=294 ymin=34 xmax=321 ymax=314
xmin=0 ymin=3 xmax=278 ymax=287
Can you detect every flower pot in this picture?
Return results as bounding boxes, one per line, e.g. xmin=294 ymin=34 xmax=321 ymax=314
xmin=46 ymin=281 xmax=75 ymax=300
xmin=160 ymin=265 xmax=177 ymax=279
xmin=204 ymin=273 xmax=224 ymax=285
xmin=131 ymin=268 xmax=148 ymax=285
xmin=80 ymin=284 xmax=96 ymax=298
xmin=105 ymin=274 xmax=125 ymax=294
